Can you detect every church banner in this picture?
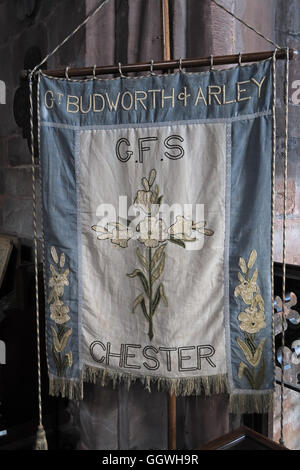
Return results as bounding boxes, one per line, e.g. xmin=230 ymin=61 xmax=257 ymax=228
xmin=38 ymin=58 xmax=274 ymax=412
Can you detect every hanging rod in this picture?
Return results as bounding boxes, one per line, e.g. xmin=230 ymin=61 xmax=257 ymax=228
xmin=21 ymin=48 xmax=297 ymax=79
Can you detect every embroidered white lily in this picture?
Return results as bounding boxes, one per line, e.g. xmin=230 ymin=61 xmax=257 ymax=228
xmin=238 ymin=306 xmax=266 ymax=334
xmin=168 ymin=216 xmax=214 ymax=241
xmin=92 ymin=223 xmax=133 ymax=248
xmin=49 ymin=264 xmax=70 ymax=298
xmin=234 ymin=272 xmax=258 ymax=305
xmin=168 ymin=216 xmax=195 ymax=241
xmin=235 ymin=250 xmax=266 ymax=390
xmin=50 ymin=299 xmax=71 ymax=325
xmin=134 ymin=189 xmax=154 ymax=214
xmin=137 ymin=216 xmax=168 ymax=248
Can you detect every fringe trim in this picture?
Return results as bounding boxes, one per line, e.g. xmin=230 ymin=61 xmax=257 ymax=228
xmin=229 ymin=391 xmax=274 ymax=414
xmin=49 ymin=375 xmax=83 ymax=400
xmin=49 ymin=367 xmax=273 ymax=415
xmin=82 ymin=365 xmax=229 ymax=397
xmin=49 ymin=366 xmax=229 ymax=400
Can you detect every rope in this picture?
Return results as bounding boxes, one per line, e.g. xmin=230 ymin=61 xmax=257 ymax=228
xmin=210 ymin=0 xmax=281 ymax=49
xmin=29 ymin=74 xmax=43 ymax=429
xmin=279 ymin=47 xmax=289 ymax=448
xmin=30 ymin=0 xmax=111 ymax=76
xmin=37 ymin=73 xmax=49 ymax=374
xmin=271 ymin=49 xmax=277 ymax=393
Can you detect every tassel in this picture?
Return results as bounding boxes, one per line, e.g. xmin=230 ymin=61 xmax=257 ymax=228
xmin=34 ymin=424 xmax=48 ymax=450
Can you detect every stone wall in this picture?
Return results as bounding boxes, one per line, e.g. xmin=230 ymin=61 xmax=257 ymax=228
xmin=0 ymin=0 xmax=85 ymax=242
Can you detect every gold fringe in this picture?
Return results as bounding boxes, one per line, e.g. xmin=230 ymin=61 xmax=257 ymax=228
xmin=49 ymin=376 xmax=83 ymax=400
xmin=229 ymin=391 xmax=274 ymax=414
xmin=34 ymin=425 xmax=48 ymax=450
xmin=49 ymin=366 xmax=229 ymax=399
xmin=49 ymin=368 xmax=273 ymax=414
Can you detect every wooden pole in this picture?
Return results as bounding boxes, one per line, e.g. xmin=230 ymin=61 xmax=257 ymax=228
xmin=20 ymin=49 xmax=297 ymax=79
xmin=162 ymin=0 xmax=171 ymax=61
xmin=161 ymin=0 xmax=177 ymax=451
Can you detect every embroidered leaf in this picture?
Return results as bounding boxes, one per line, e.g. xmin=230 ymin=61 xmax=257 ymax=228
xmin=148 ymin=169 xmax=156 ymax=186
xmin=60 ymin=253 xmax=65 ymax=268
xmin=157 ymin=195 xmax=163 ymax=206
xmin=169 ymin=236 xmax=185 ymax=248
xmin=91 ymin=224 xmax=109 ymax=233
xmin=151 ymin=244 xmax=166 ymax=269
xmin=237 ymin=337 xmax=265 ymax=368
xmin=151 ymin=184 xmax=159 ymax=204
xmin=152 ymin=284 xmax=168 ymax=314
xmin=152 ymin=253 xmax=165 ymax=283
xmin=197 ymin=226 xmax=215 ymax=236
xmin=159 ymin=283 xmax=168 ymax=307
xmin=238 ymin=361 xmax=248 ymax=379
xmin=51 ymin=246 xmax=58 ymax=264
xmin=239 ymin=257 xmax=247 ymax=274
xmin=51 ymin=325 xmax=72 ymax=353
xmin=51 ymin=345 xmax=60 ymax=372
xmin=140 ymin=297 xmax=149 ymax=321
xmin=142 ymin=177 xmax=150 ymax=191
xmin=254 ymin=358 xmax=265 ymax=389
xmin=251 ymin=268 xmax=258 ymax=284
xmin=152 ymin=287 xmax=161 ymax=314
xmin=57 ymin=323 xmax=66 ymax=342
xmin=136 ymin=247 xmax=148 ymax=270
xmin=132 ymin=293 xmax=145 ymax=313
xmin=127 ymin=269 xmax=150 ymax=296
xmin=252 ymin=338 xmax=266 ymax=367
xmin=248 ymin=249 xmax=257 ymax=269
xmin=61 ymin=355 xmax=69 ymax=375
xmin=245 ymin=334 xmax=256 ymax=355
xmin=66 ymin=351 xmax=73 ymax=367
xmin=236 ymin=337 xmax=253 ymax=365
xmin=243 ymin=367 xmax=255 ymax=388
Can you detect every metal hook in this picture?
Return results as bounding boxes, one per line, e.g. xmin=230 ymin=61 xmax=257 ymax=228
xmin=238 ymin=52 xmax=242 ymax=66
xmin=210 ymin=55 xmax=214 ymax=71
xmin=65 ymin=66 xmax=70 ymax=80
xmin=93 ymin=64 xmax=97 ymax=79
xmin=150 ymin=59 xmax=155 ymax=76
xmin=118 ymin=62 xmax=126 ymax=78
xmin=178 ymin=57 xmax=183 ymax=73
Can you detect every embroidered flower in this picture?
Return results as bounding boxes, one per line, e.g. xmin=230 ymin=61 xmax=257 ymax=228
xmin=238 ymin=306 xmax=266 ymax=334
xmin=168 ymin=216 xmax=214 ymax=240
xmin=234 ymin=273 xmax=258 ymax=305
xmin=138 ymin=216 xmax=168 ymax=248
xmin=92 ymin=223 xmax=133 ymax=248
xmin=168 ymin=216 xmax=195 ymax=241
xmin=134 ymin=189 xmax=154 ymax=214
xmin=50 ymin=299 xmax=71 ymax=324
xmin=49 ymin=264 xmax=70 ymax=297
